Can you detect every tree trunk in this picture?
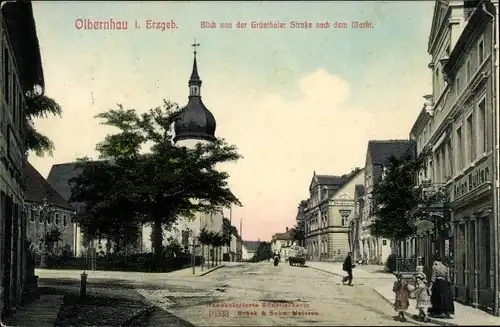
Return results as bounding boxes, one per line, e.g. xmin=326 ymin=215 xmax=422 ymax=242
xmin=153 ymin=217 xmax=163 ymax=265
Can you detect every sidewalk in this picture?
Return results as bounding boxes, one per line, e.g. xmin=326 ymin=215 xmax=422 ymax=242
xmin=308 ymin=261 xmax=500 ymax=326
xmin=3 ymin=294 xmax=63 ymax=327
xmin=166 ymin=264 xmax=226 ymax=277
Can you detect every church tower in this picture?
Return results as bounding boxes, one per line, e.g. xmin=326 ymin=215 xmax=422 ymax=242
xmin=172 ymin=41 xmax=224 ymax=258
xmin=174 ymin=41 xmax=217 ymax=149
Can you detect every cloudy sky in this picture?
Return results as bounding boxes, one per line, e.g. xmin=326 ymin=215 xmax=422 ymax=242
xmin=31 ymin=1 xmax=434 ymax=241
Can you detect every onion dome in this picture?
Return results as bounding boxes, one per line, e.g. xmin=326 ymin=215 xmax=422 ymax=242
xmin=174 ymin=43 xmax=216 ymax=143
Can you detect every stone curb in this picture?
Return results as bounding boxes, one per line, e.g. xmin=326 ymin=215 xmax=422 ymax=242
xmin=119 ymin=307 xmax=153 ymax=327
xmin=198 ymin=264 xmax=225 ymax=276
xmin=372 ymin=288 xmax=458 ymax=326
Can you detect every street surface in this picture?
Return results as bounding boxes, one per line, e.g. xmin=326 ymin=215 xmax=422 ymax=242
xmin=37 ymin=262 xmax=438 ymax=326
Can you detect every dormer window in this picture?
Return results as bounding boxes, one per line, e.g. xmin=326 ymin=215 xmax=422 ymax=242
xmin=322 ymin=187 xmax=328 ymax=199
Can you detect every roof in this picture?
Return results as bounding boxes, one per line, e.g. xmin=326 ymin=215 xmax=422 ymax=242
xmin=367 ymin=140 xmax=412 ymax=166
xmin=24 ymin=162 xmax=73 ymax=211
xmin=242 ymin=241 xmax=260 ymax=252
xmin=310 ymin=173 xmax=349 ymax=191
xmin=272 ymin=229 xmax=294 ymax=241
xmin=174 ymin=52 xmax=216 ymax=143
xmin=316 ymin=175 xmax=347 ymax=185
xmin=46 ymin=162 xmax=83 ymax=201
xmin=1 ymin=1 xmax=45 ymax=92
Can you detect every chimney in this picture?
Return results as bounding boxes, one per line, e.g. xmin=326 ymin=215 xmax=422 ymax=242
xmin=286 ymin=227 xmax=289 ymax=232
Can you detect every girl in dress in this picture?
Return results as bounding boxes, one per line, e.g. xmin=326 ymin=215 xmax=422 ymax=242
xmin=414 ymin=272 xmax=431 ymax=322
xmin=393 ymin=273 xmax=413 ymax=321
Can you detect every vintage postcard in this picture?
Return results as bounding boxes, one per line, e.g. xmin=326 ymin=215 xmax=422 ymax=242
xmin=1 ymin=0 xmax=499 ymax=326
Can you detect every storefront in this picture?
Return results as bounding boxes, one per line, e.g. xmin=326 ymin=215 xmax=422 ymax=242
xmin=450 ymin=156 xmax=494 ymax=312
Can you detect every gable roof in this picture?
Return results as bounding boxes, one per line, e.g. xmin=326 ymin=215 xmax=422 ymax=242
xmin=242 ymin=241 xmax=260 ymax=252
xmin=46 ymin=162 xmax=82 ymax=201
xmin=24 ymin=162 xmax=73 ymax=211
xmin=309 ymin=173 xmax=349 ymax=191
xmin=272 ymin=229 xmax=294 ymax=241
xmin=367 ymin=140 xmax=412 ymax=166
xmin=428 ymin=0 xmax=450 ymax=54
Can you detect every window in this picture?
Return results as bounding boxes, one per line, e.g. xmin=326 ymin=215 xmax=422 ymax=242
xmin=467 ymin=114 xmax=476 ymax=161
xmin=55 ymin=213 xmax=59 ymax=225
xmin=478 ymin=40 xmax=484 ymax=64
xmin=47 ymin=212 xmax=52 ymax=224
xmin=4 ymin=48 xmax=10 ymax=103
xmin=456 ymin=76 xmax=461 ymax=97
xmin=63 ymin=215 xmax=68 ymax=226
xmin=383 ymin=240 xmax=387 ymax=246
xmin=456 ymin=127 xmax=463 ymax=170
xmin=435 ymin=152 xmax=441 ymax=182
xmin=30 ymin=209 xmax=34 ymax=222
xmin=466 ymin=60 xmax=471 ymax=81
xmin=38 ymin=242 xmax=42 ymax=250
xmin=478 ymin=99 xmax=487 ymax=153
xmin=39 ymin=211 xmax=43 ymax=223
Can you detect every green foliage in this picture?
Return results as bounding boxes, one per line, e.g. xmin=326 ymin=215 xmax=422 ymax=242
xmin=251 ymin=242 xmax=273 ymax=262
xmin=70 ymin=101 xmax=242 ymax=260
xmin=369 ymin=151 xmax=429 ymax=241
xmin=25 ymin=92 xmax=63 ymax=157
xmin=291 ymin=221 xmax=305 ymax=243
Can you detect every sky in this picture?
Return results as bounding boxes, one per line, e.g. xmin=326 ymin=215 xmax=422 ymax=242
xmin=30 ymin=1 xmax=435 ymax=242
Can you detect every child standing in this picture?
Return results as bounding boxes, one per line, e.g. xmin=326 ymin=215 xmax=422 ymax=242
xmin=393 ymin=273 xmax=413 ymax=321
xmin=414 ymin=272 xmax=431 ymax=322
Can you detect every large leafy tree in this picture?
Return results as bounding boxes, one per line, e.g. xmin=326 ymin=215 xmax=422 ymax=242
xmin=252 ymin=242 xmax=273 ymax=262
xmin=25 ymin=92 xmax=62 ymax=156
xmin=369 ymin=151 xmax=428 ymax=247
xmin=70 ymin=101 xmax=242 ymax=263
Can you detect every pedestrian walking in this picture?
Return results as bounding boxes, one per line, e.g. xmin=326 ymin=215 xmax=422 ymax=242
xmin=342 ymin=252 xmax=355 ymax=286
xmin=393 ymin=272 xmax=413 ymax=321
xmin=428 ymin=256 xmax=455 ymax=318
xmin=414 ymin=272 xmax=431 ymax=322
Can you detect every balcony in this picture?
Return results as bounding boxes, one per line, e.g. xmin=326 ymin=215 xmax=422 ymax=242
xmin=412 ymin=182 xmax=449 ymax=215
xmin=412 ymin=182 xmax=452 ymax=238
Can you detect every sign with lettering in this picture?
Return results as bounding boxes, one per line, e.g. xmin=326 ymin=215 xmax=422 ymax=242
xmin=451 ymin=156 xmax=492 ymax=202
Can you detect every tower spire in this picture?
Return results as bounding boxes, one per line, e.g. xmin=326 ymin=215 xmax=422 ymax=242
xmin=189 ymin=39 xmax=201 ymax=88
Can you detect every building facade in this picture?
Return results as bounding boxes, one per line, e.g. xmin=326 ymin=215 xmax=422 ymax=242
xmin=0 ymin=1 xmax=44 ymax=319
xmin=24 ymin=163 xmax=75 ymax=257
xmin=242 ymin=241 xmax=259 ymax=261
xmin=304 ymin=169 xmax=364 ymax=261
xmin=271 ymin=227 xmax=295 ymax=260
xmin=350 ymin=184 xmax=365 ymax=262
xmin=409 ymin=0 xmax=498 ymax=314
xmin=359 ymin=140 xmax=412 ymax=265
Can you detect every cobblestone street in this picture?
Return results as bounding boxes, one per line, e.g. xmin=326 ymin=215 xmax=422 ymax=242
xmin=38 ymin=263 xmax=438 ymax=326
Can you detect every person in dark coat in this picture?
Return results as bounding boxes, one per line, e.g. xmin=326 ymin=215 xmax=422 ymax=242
xmin=428 ymin=256 xmax=455 ymax=318
xmin=342 ymin=252 xmax=355 ymax=285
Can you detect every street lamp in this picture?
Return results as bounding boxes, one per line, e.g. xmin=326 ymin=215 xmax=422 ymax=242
xmin=31 ymin=193 xmax=56 ymax=268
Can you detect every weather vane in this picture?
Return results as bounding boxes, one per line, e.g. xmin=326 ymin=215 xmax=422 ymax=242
xmin=192 ymin=38 xmax=200 ymax=55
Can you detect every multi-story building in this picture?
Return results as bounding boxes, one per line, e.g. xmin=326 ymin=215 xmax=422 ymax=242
xmin=359 ymin=140 xmax=412 ymax=265
xmin=24 ymin=162 xmax=75 ymax=257
xmin=304 ymin=169 xmax=364 ymax=261
xmin=0 ymin=1 xmax=44 ymax=319
xmin=409 ymin=0 xmax=499 ymax=314
xmin=350 ymin=184 xmax=365 ymax=262
xmin=271 ymin=227 xmax=295 ymax=260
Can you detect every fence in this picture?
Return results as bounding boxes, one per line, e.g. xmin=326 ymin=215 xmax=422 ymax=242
xmin=396 ymin=257 xmax=423 ymax=273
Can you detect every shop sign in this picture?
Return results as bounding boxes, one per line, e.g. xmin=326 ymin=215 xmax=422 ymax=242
xmin=452 ymin=157 xmax=492 ymax=201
